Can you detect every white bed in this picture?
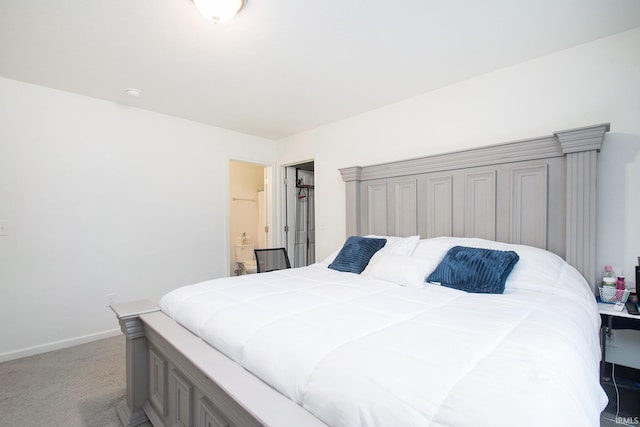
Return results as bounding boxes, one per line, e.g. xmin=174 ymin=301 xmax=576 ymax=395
xmin=112 ymin=123 xmax=610 ymax=427
xmin=158 ymin=236 xmax=605 ymax=427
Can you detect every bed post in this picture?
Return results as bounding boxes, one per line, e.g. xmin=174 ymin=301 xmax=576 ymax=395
xmin=111 ymin=300 xmax=160 ymax=427
xmin=339 ymin=166 xmax=362 ymax=236
xmin=555 ymin=123 xmax=610 ymax=291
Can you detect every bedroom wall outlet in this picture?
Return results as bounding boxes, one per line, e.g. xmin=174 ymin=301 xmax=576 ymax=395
xmin=106 ymin=293 xmax=116 ymax=307
xmin=0 ymin=221 xmax=8 ymax=236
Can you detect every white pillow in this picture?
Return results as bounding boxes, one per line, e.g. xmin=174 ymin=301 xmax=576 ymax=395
xmin=412 ymin=236 xmax=593 ymax=299
xmin=412 ymin=237 xmax=456 ymax=259
xmin=366 ymin=235 xmax=420 ymax=256
xmin=320 ymin=235 xmax=420 ymax=266
xmin=364 ymin=254 xmax=438 ymax=288
xmin=361 ymin=235 xmax=420 ymax=275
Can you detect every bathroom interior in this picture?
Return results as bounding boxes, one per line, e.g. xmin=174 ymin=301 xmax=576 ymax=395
xmin=229 ymin=160 xmax=315 ymax=276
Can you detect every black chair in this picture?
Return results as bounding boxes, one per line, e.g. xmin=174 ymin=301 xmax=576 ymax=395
xmin=254 ymin=248 xmax=291 ymax=273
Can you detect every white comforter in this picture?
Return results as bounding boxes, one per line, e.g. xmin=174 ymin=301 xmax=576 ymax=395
xmin=160 ymin=238 xmax=607 ymax=427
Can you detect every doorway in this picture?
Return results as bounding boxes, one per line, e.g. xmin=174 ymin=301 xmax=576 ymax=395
xmin=229 ymin=160 xmax=272 ymax=275
xmin=284 ymin=161 xmax=315 ymax=267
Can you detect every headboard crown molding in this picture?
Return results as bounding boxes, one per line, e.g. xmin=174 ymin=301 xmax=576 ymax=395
xmin=555 ymin=123 xmax=611 ymax=154
xmin=340 ymin=166 xmax=362 ymax=182
xmin=340 ymin=123 xmax=610 ymax=181
xmin=340 ymin=136 xmax=564 ymax=182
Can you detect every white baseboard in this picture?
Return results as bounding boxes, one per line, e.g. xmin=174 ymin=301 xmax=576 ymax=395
xmin=0 ymin=328 xmax=123 ymax=363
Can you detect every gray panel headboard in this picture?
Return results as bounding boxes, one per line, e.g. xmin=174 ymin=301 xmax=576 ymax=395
xmin=340 ymin=123 xmax=610 ymax=289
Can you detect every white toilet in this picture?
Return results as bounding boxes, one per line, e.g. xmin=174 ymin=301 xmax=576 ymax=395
xmin=235 ymin=244 xmax=257 ymax=274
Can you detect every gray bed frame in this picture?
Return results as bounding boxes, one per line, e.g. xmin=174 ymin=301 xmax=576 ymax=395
xmin=112 ymin=123 xmax=609 ymax=427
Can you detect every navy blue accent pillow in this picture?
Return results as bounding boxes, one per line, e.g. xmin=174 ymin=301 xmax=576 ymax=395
xmin=328 ymin=236 xmax=387 ymax=274
xmin=426 ymin=246 xmax=519 ymax=294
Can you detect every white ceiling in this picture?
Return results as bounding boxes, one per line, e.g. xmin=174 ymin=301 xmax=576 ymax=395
xmin=1 ymin=1 xmax=639 ymax=140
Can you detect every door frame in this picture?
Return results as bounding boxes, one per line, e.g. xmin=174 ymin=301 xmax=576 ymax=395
xmin=227 ymin=159 xmax=274 ymax=275
xmin=281 ymin=160 xmax=315 ymax=267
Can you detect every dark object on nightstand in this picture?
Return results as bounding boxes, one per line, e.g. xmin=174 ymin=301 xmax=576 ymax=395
xmin=626 ymin=300 xmax=640 ymax=315
xmin=254 ymin=248 xmax=291 ymax=273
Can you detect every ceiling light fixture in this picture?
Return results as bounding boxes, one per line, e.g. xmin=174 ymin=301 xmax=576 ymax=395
xmin=192 ymin=0 xmax=246 ymax=23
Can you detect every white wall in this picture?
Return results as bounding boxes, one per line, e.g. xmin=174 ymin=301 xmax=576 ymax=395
xmin=0 ymin=77 xmax=276 ymax=360
xmin=277 ymin=28 xmax=640 ymax=289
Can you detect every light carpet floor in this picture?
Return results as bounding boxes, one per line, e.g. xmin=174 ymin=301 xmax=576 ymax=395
xmin=0 ymin=335 xmax=150 ymax=427
xmin=0 ymin=335 xmax=627 ymax=426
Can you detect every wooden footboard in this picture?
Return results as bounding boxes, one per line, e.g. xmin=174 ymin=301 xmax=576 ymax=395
xmin=111 ymin=301 xmax=326 ymax=427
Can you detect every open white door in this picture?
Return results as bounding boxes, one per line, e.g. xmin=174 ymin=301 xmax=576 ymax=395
xmin=283 ymin=163 xmax=315 ymax=268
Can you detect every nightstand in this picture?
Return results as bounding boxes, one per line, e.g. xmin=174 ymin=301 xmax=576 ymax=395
xmin=599 ymin=302 xmax=640 ymax=374
xmin=598 ymin=301 xmax=640 ymax=418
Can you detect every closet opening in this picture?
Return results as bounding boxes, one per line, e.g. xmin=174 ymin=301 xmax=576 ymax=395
xmin=284 ymin=161 xmax=315 ymax=268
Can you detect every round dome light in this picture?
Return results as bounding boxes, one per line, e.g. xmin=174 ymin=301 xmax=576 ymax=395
xmin=192 ymin=0 xmax=246 ymax=23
